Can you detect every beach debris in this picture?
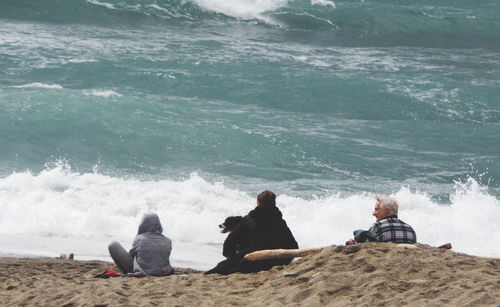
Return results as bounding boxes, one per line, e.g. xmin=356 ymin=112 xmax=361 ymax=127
xmin=282 ymin=271 xmax=298 ymax=277
xmin=93 ymin=269 xmax=122 ymax=278
xmin=438 ymin=243 xmax=452 ymax=249
xmin=419 ymin=243 xmax=453 ymax=250
xmin=56 ymin=253 xmax=75 ymax=260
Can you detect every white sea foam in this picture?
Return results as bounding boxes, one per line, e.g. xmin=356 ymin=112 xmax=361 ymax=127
xmin=193 ymin=0 xmax=287 ymax=22
xmin=0 ymin=164 xmax=498 ymax=269
xmin=193 ymin=0 xmax=335 ymax=21
xmin=86 ymin=0 xmax=115 ymax=10
xmin=13 ymin=83 xmax=63 ymax=89
xmin=85 ymin=90 xmax=122 ymax=98
xmin=148 ymin=3 xmax=169 ymax=13
xmin=310 ymin=0 xmax=335 ymax=8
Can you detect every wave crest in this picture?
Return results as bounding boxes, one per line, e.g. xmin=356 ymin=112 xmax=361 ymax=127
xmin=3 ymin=0 xmax=499 ymax=50
xmin=0 ymin=163 xmax=498 ymax=259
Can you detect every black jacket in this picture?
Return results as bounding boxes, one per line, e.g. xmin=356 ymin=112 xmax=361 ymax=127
xmin=222 ymin=204 xmax=298 ymax=272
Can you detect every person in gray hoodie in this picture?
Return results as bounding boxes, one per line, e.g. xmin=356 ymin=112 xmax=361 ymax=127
xmin=108 ymin=213 xmax=173 ymax=276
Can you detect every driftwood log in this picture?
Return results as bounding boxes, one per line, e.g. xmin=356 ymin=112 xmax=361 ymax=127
xmin=244 ymin=243 xmax=452 ymax=261
xmin=244 ymin=248 xmax=324 ymax=261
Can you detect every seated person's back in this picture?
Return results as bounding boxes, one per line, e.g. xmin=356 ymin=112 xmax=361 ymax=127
xmin=224 ymin=196 xmax=298 ymax=257
xmin=207 ymin=190 xmax=298 ymax=274
xmin=108 ymin=213 xmax=173 ymax=276
xmin=130 ymin=213 xmax=173 ymax=276
xmin=369 ymin=197 xmax=416 ymax=244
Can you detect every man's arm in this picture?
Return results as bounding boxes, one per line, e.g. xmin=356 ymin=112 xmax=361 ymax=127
xmin=368 ymin=223 xmax=382 ymax=241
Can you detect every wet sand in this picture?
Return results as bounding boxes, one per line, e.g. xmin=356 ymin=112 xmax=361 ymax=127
xmin=1 ymin=243 xmax=499 ymax=306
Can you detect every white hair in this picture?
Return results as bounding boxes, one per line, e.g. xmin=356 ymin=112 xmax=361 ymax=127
xmin=376 ymin=196 xmax=399 ymax=216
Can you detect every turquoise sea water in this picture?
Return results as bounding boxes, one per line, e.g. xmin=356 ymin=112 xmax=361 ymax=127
xmin=1 ymin=0 xmax=499 ymax=263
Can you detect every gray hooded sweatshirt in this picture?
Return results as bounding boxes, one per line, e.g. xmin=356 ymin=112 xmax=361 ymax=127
xmin=129 ymin=213 xmax=172 ymax=276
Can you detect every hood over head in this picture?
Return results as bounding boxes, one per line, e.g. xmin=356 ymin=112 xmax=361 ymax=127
xmin=137 ymin=213 xmax=163 ymax=235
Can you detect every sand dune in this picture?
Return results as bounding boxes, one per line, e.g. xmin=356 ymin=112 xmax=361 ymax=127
xmin=1 ymin=243 xmax=499 ymax=306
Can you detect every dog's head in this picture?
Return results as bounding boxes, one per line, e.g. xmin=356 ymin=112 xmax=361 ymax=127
xmin=219 ymin=216 xmax=243 ymax=233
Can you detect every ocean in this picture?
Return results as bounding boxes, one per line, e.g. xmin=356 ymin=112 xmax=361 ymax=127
xmin=1 ymin=0 xmax=499 ymax=270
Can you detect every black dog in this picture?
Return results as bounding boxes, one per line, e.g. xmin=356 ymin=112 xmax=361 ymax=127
xmin=205 ymin=216 xmax=243 ymax=275
xmin=219 ymin=216 xmax=243 ymax=233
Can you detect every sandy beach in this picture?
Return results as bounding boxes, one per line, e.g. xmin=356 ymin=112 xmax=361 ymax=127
xmin=1 ymin=243 xmax=498 ymax=306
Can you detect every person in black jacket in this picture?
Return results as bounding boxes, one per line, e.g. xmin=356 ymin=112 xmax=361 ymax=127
xmin=205 ymin=190 xmax=298 ymax=275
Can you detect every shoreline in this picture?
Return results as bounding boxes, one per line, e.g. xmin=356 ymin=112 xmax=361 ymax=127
xmin=1 ymin=243 xmax=499 ymax=306
xmin=0 ymin=234 xmax=224 ymax=271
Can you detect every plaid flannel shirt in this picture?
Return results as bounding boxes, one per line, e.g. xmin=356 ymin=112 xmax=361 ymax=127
xmin=369 ymin=216 xmax=417 ymax=244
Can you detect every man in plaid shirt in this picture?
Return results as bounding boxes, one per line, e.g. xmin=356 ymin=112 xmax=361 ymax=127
xmin=368 ymin=196 xmax=417 ymax=244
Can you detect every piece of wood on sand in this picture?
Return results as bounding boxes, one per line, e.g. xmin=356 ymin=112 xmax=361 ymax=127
xmin=419 ymin=243 xmax=453 ymax=250
xmin=438 ymin=243 xmax=452 ymax=249
xmin=244 ymin=248 xmax=324 ymax=261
